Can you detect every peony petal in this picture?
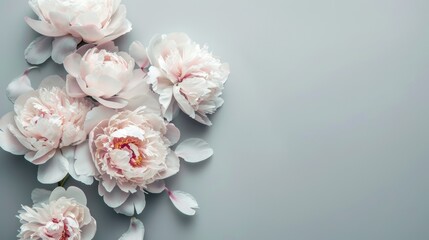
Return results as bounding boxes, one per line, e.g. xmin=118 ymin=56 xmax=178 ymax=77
xmin=51 ymin=35 xmax=81 ymax=64
xmin=24 ymin=36 xmax=53 ymax=65
xmin=173 ymin=85 xmax=195 ymax=118
xmin=37 ymin=150 xmax=69 ymax=184
xmin=129 ymin=41 xmax=149 ymax=69
xmin=50 ymin=186 xmax=87 ymax=206
xmin=81 ymin=218 xmax=97 ymax=240
xmin=49 ymin=11 xmax=69 ymax=30
xmin=194 ymin=112 xmax=213 ymax=126
xmin=31 ymin=188 xmax=51 ymax=204
xmin=6 ymin=67 xmax=36 ymax=103
xmin=114 ymin=191 xmax=146 ymax=216
xmin=93 ymin=96 xmax=128 ymax=109
xmin=38 ymin=75 xmax=66 ymax=89
xmin=168 ymin=190 xmax=199 ymax=216
xmin=65 ymin=75 xmax=86 ymax=98
xmin=163 ymin=151 xmax=180 ymax=179
xmin=146 ymin=180 xmax=165 ymax=194
xmin=24 ymin=148 xmax=56 ymax=165
xmin=63 ymin=146 xmax=94 ymax=185
xmin=84 ymin=106 xmax=117 ymax=133
xmin=64 ymin=53 xmax=82 ymax=77
xmin=165 ymin=123 xmax=180 ymax=146
xmin=25 ymin=17 xmax=66 ymax=37
xmin=70 ymin=24 xmax=104 ymax=43
xmin=175 ymin=138 xmax=213 ymax=163
xmin=0 ymin=112 xmax=27 ymax=155
xmin=119 ymin=217 xmax=144 ymax=240
xmin=102 ymin=186 xmax=129 ymax=208
xmin=74 ymin=141 xmax=97 ymax=177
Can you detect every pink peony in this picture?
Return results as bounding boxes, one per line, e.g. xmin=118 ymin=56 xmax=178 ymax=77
xmin=64 ymin=42 xmax=150 ymax=109
xmin=141 ymin=33 xmax=230 ymax=125
xmin=26 ymin=0 xmax=131 ymax=44
xmin=0 ymin=75 xmax=93 ymax=184
xmin=18 ymin=186 xmax=96 ymax=240
xmin=74 ymin=106 xmax=180 ymax=216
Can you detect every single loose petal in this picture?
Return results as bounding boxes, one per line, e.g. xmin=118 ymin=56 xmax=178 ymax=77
xmin=24 ymin=36 xmax=53 ymax=65
xmin=168 ymin=190 xmax=199 ymax=216
xmin=175 ymin=138 xmax=214 ymax=163
xmin=119 ymin=217 xmax=144 ymax=240
xmin=6 ymin=67 xmax=35 ymax=103
xmin=51 ymin=35 xmax=81 ymax=64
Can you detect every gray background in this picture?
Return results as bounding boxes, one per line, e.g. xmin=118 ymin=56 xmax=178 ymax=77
xmin=0 ymin=0 xmax=428 ymax=239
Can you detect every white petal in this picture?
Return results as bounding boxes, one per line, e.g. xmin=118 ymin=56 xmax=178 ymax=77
xmin=129 ymin=41 xmax=149 ymax=69
xmin=37 ymin=150 xmax=69 ymax=184
xmin=168 ymin=190 xmax=199 ymax=216
xmin=0 ymin=112 xmax=27 ymax=155
xmin=119 ymin=217 xmax=144 ymax=240
xmin=31 ymin=188 xmax=51 ymax=204
xmin=25 ymin=17 xmax=67 ymax=37
xmin=84 ymin=106 xmax=117 ymax=133
xmin=51 ymin=35 xmax=81 ymax=64
xmin=64 ymin=146 xmax=94 ymax=185
xmin=165 ymin=123 xmax=180 ymax=145
xmin=81 ymin=218 xmax=97 ymax=240
xmin=162 ymin=151 xmax=180 ymax=179
xmin=102 ymin=186 xmax=129 ymax=208
xmin=175 ymin=138 xmax=213 ymax=163
xmin=50 ymin=186 xmax=87 ymax=206
xmin=114 ymin=190 xmax=146 ymax=216
xmin=145 ymin=180 xmax=165 ymax=194
xmin=74 ymin=141 xmax=97 ymax=177
xmin=6 ymin=67 xmax=36 ymax=103
xmin=24 ymin=36 xmax=53 ymax=65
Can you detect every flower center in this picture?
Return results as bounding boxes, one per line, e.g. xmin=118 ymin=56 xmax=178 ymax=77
xmin=113 ymin=137 xmax=145 ymax=168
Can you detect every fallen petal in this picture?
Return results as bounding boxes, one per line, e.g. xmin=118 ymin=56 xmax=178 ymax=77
xmin=119 ymin=217 xmax=144 ymax=240
xmin=175 ymin=138 xmax=214 ymax=163
xmin=168 ymin=190 xmax=199 ymax=216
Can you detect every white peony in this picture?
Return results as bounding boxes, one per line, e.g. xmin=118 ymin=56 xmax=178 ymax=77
xmin=139 ymin=33 xmax=229 ymax=125
xmin=64 ymin=42 xmax=151 ymax=109
xmin=0 ymin=74 xmax=93 ymax=184
xmin=18 ymin=187 xmax=96 ymax=240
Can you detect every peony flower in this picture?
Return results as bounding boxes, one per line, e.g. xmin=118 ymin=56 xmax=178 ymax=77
xmin=24 ymin=0 xmax=132 ymax=64
xmin=137 ymin=33 xmax=229 ymax=125
xmin=18 ymin=186 xmax=96 ymax=240
xmin=64 ymin=42 xmax=151 ymax=109
xmin=73 ymin=106 xmax=180 ymax=216
xmin=0 ymin=73 xmax=93 ymax=184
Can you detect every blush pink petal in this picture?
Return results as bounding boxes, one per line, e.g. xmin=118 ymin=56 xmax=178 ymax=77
xmin=24 ymin=36 xmax=53 ymax=65
xmin=25 ymin=17 xmax=66 ymax=37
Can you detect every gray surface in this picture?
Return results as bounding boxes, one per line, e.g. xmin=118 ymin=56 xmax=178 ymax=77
xmin=1 ymin=0 xmax=429 ymax=239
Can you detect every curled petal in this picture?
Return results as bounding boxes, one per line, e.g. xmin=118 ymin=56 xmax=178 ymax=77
xmin=24 ymin=36 xmax=53 ymax=65
xmin=168 ymin=190 xmax=199 ymax=216
xmin=6 ymin=67 xmax=36 ymax=103
xmin=173 ymin=86 xmax=195 ymax=118
xmin=119 ymin=217 xmax=144 ymax=240
xmin=175 ymin=138 xmax=213 ymax=163
xmin=165 ymin=123 xmax=180 ymax=146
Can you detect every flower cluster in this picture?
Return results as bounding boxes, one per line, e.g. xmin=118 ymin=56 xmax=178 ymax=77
xmin=1 ymin=0 xmax=229 ymax=239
